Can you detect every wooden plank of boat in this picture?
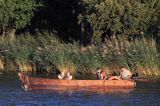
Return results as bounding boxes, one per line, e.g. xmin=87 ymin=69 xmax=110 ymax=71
xmin=18 ymin=73 xmax=136 ymax=90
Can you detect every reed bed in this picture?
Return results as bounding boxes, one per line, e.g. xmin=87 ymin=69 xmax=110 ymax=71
xmin=0 ymin=33 xmax=159 ymax=77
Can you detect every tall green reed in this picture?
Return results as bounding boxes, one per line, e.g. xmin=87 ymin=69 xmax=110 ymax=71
xmin=0 ymin=32 xmax=159 ymax=76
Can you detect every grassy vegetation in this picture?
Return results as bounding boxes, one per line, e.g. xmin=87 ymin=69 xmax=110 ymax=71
xmin=0 ymin=32 xmax=160 ymax=77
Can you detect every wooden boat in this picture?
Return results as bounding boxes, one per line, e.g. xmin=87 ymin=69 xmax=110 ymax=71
xmin=18 ymin=73 xmax=136 ymax=91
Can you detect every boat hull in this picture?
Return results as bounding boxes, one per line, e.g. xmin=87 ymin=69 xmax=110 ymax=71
xmin=18 ymin=73 xmax=136 ymax=90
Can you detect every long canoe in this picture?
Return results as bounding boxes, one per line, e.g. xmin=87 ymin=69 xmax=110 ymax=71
xmin=18 ymin=73 xmax=136 ymax=91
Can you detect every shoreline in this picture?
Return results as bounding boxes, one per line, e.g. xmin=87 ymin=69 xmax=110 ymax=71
xmin=1 ymin=71 xmax=160 ymax=79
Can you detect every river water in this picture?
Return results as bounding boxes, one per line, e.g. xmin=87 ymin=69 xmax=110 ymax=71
xmin=0 ymin=73 xmax=160 ymax=106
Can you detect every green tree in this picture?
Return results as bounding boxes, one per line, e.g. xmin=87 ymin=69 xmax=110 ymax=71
xmin=0 ymin=0 xmax=42 ymax=39
xmin=78 ymin=0 xmax=160 ymax=41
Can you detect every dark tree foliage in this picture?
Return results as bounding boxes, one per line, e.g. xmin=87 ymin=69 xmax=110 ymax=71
xmin=78 ymin=0 xmax=160 ymax=42
xmin=1 ymin=0 xmax=159 ymax=45
xmin=0 ymin=0 xmax=42 ymax=39
xmin=29 ymin=0 xmax=82 ymax=43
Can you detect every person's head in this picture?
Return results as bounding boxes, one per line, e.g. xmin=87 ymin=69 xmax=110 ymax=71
xmin=96 ymin=67 xmax=102 ymax=73
xmin=66 ymin=72 xmax=70 ymax=77
xmin=18 ymin=72 xmax=22 ymax=77
xmin=61 ymin=71 xmax=65 ymax=77
xmin=120 ymin=66 xmax=126 ymax=71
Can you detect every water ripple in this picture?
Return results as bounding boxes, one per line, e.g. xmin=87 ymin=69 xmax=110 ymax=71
xmin=0 ymin=74 xmax=160 ymax=106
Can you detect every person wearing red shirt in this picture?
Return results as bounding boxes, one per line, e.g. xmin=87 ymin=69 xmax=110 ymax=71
xmin=96 ymin=67 xmax=107 ymax=80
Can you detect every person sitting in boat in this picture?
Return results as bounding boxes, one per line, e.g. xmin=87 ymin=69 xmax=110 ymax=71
xmin=65 ymin=72 xmax=73 ymax=80
xmin=58 ymin=72 xmax=73 ymax=80
xmin=119 ymin=66 xmax=132 ymax=80
xmin=108 ymin=66 xmax=132 ymax=80
xmin=58 ymin=71 xmax=65 ymax=79
xmin=96 ymin=67 xmax=107 ymax=80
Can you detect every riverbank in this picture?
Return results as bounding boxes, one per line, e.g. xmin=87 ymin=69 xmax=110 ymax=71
xmin=0 ymin=32 xmax=160 ymax=77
